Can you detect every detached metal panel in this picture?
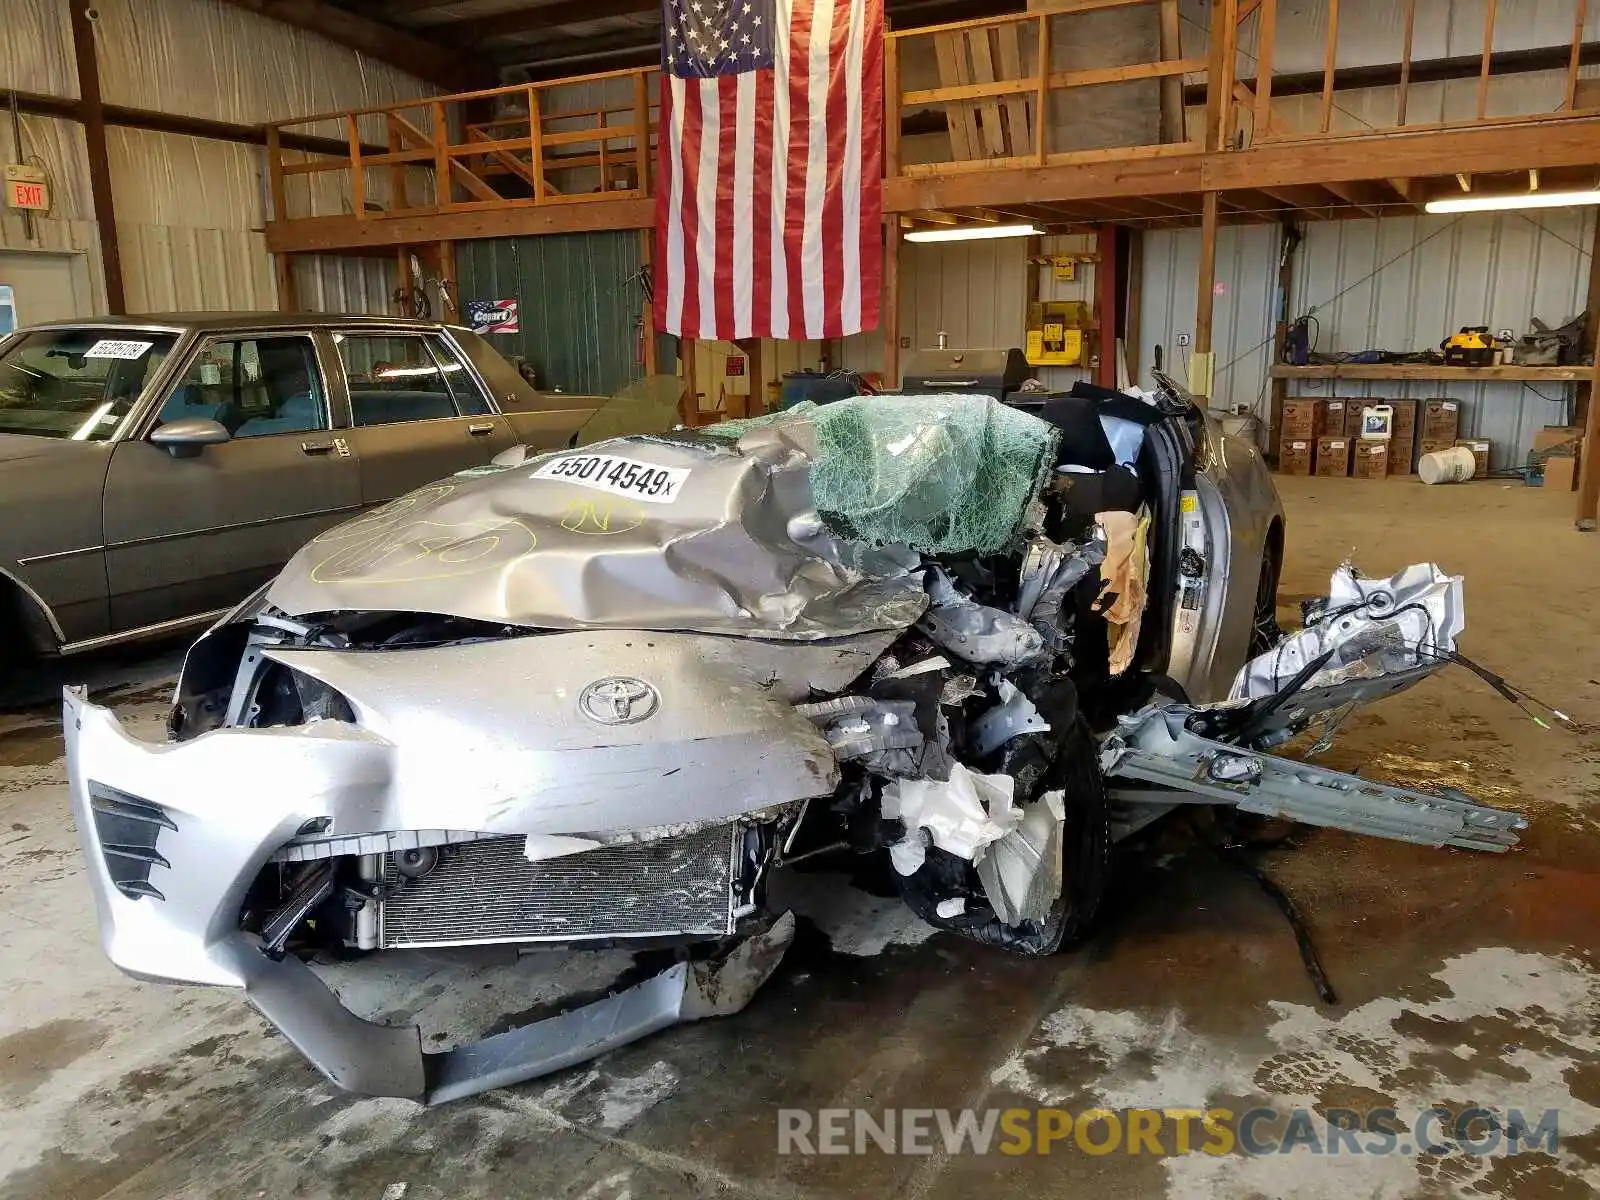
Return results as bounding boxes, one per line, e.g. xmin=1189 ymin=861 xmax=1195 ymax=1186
xmin=456 ymin=232 xmax=645 ymax=397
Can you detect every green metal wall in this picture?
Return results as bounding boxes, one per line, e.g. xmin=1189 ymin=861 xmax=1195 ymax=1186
xmin=455 ymin=231 xmax=644 ymax=397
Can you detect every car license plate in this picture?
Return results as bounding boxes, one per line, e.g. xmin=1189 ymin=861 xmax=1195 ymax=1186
xmin=531 ymin=453 xmax=690 ymax=504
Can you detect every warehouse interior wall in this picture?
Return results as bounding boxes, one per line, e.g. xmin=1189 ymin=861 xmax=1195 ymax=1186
xmin=1139 ymin=210 xmax=1595 ymax=468
xmin=0 ymin=0 xmax=434 ymax=318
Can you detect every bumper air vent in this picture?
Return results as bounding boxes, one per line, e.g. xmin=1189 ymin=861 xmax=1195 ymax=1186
xmin=88 ymin=783 xmax=176 ymax=901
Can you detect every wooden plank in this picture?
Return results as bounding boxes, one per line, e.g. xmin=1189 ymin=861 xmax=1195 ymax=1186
xmin=449 ymin=159 xmax=501 ymax=203
xmin=1577 ymin=207 xmax=1600 ymax=527
xmin=431 ymin=101 xmax=449 ymax=206
xmin=386 ymin=116 xmax=407 ymax=214
xmin=1567 ymin=0 xmax=1589 ymax=110
xmin=1320 ymin=0 xmax=1340 ymax=133
xmin=274 ymin=251 xmax=297 ymax=314
xmin=387 ymin=111 xmax=434 ymax=151
xmin=933 ymin=32 xmax=981 ymax=160
xmin=1051 ymin=57 xmax=1208 ymax=91
xmin=967 ymin=29 xmax=1007 ymax=156
xmin=902 ymin=78 xmax=1037 ymax=106
xmin=1158 ymin=0 xmax=1184 ymax=142
xmin=1398 ymin=0 xmax=1415 ymax=124
xmin=1252 ymin=0 xmax=1277 ymax=141
xmin=529 ymin=87 xmax=548 ymax=202
xmin=995 ymin=21 xmax=1030 ymax=158
xmin=639 ymin=229 xmax=657 ymax=375
xmin=1035 ymin=14 xmax=1051 ymax=162
xmin=1204 ymin=0 xmax=1239 ymax=152
xmin=1270 ymin=363 xmax=1593 ymax=381
xmin=266 ymin=196 xmax=657 ymax=253
xmin=347 ymin=114 xmax=366 ymax=218
xmin=1095 ymin=224 xmax=1118 ymax=386
xmin=633 ymin=71 xmax=652 ymax=196
xmin=1029 ymin=0 xmax=1159 ymax=12
xmin=886 ymin=31 xmax=902 ymax=176
xmin=1124 ymin=227 xmax=1143 ymax=377
xmin=1478 ymin=0 xmax=1498 ymax=119
xmin=466 ymin=127 xmax=538 ymax=189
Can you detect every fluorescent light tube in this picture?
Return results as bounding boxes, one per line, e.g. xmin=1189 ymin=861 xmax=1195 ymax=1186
xmin=1424 ymin=189 xmax=1600 ymax=214
xmin=903 ymin=223 xmax=1043 ymax=242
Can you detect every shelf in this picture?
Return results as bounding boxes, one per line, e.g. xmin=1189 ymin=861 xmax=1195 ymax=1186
xmin=1270 ymin=363 xmax=1594 ymax=382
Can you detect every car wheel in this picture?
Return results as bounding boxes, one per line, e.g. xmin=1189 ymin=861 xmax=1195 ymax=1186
xmin=1247 ymin=539 xmax=1284 ymax=659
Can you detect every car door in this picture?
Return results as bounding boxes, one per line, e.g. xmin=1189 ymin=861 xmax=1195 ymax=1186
xmin=102 ymin=331 xmax=361 ymax=630
xmin=330 ymin=329 xmax=518 ymax=506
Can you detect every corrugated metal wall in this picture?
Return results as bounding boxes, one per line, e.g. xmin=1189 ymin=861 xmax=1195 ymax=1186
xmin=0 ymin=0 xmax=430 ymax=317
xmin=455 ymin=232 xmax=645 ymax=397
xmin=1138 ymin=210 xmax=1595 ymax=468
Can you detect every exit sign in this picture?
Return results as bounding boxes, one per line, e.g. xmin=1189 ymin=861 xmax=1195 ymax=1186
xmin=4 ymin=165 xmax=49 ymax=212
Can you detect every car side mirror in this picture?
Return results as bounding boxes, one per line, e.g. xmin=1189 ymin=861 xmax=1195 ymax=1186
xmin=151 ymin=417 xmax=231 ymax=459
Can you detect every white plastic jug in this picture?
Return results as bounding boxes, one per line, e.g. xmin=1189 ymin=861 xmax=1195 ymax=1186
xmin=1418 ymin=445 xmax=1476 ymax=485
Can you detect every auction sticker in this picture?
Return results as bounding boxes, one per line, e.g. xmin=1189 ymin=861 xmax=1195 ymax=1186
xmin=531 ymin=453 xmax=690 ymax=504
xmin=84 ymin=339 xmax=155 ymax=360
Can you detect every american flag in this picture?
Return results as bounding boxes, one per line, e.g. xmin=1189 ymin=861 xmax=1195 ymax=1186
xmin=655 ymin=0 xmax=883 ymax=341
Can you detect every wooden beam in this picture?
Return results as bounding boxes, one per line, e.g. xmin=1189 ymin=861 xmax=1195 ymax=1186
xmin=884 ymin=219 xmax=901 ymax=387
xmin=639 ymin=228 xmax=657 ymax=375
xmin=1398 ymin=0 xmax=1415 ymax=124
xmin=1125 ymin=226 xmax=1144 ymax=379
xmin=1204 ymin=0 xmax=1239 ymax=152
xmin=1251 ymin=0 xmax=1277 ymax=141
xmin=886 ymin=31 xmax=903 ymax=176
xmin=213 ymin=0 xmax=484 ymax=90
xmin=1567 ymin=0 xmax=1589 ymax=110
xmin=70 ymin=1 xmax=124 ymax=314
xmin=1095 ymin=223 xmax=1117 ymax=386
xmin=1035 ymin=13 xmax=1050 ymax=163
xmin=267 ymin=196 xmax=656 ymax=253
xmin=1319 ymin=0 xmax=1340 ymax=133
xmin=1158 ymin=0 xmax=1184 ymax=143
xmin=1477 ymin=0 xmax=1499 ymax=120
xmin=274 ymin=251 xmax=298 ymax=314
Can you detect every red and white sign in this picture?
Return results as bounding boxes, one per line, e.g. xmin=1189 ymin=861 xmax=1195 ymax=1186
xmin=4 ymin=165 xmax=49 ymax=212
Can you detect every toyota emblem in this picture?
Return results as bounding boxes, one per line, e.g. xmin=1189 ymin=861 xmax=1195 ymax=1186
xmin=578 ymin=677 xmax=660 ymax=725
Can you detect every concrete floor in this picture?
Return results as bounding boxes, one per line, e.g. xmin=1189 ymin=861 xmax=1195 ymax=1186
xmin=3 ymin=476 xmax=1599 ymax=1200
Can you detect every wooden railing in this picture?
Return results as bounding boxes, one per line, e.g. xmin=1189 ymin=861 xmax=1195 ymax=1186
xmin=265 ymin=66 xmax=657 ymax=224
xmin=1241 ymin=0 xmax=1596 ymax=145
xmin=886 ymin=4 xmax=1215 ymax=178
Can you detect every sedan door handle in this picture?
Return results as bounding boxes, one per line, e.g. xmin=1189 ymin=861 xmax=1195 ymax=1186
xmin=467 ymin=422 xmax=497 ymax=436
xmin=300 ymin=439 xmax=336 ymax=456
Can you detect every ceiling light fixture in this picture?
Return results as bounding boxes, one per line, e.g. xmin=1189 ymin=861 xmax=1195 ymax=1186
xmin=903 ymin=222 xmax=1043 ymax=242
xmin=1424 ymin=189 xmax=1600 ymax=214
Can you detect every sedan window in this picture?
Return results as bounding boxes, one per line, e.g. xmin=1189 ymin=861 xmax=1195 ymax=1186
xmin=156 ymin=336 xmax=327 ymax=438
xmin=0 ymin=329 xmax=177 ymax=440
xmin=335 ymin=332 xmax=482 ymax=426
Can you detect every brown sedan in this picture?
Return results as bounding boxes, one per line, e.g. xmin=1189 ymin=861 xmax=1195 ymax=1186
xmin=0 ymin=313 xmax=609 ymax=663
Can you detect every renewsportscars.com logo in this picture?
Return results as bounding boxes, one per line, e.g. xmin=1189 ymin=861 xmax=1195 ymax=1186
xmin=776 ymin=1106 xmax=1562 ymax=1157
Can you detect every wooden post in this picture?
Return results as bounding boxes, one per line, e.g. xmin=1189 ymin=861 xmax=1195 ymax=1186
xmin=1034 ymin=14 xmax=1050 ymax=164
xmin=1204 ymin=0 xmax=1239 ymax=152
xmin=1158 ymin=0 xmax=1184 ymax=143
xmin=883 ymin=218 xmax=901 ymax=388
xmin=1397 ymin=0 xmax=1416 ymax=125
xmin=70 ymin=0 xmax=124 ymax=313
xmin=639 ymin=228 xmax=658 ymax=375
xmin=1094 ymin=223 xmax=1117 ymax=388
xmin=348 ymin=114 xmax=366 ymax=218
xmin=1575 ymin=211 xmax=1600 ymax=529
xmin=1566 ymin=0 xmax=1588 ymax=111
xmin=1193 ymin=191 xmax=1220 ymax=405
xmin=734 ymin=338 xmax=762 ymax=419
xmin=435 ymin=240 xmax=456 ymax=320
xmin=598 ymin=108 xmax=610 ymax=193
xmin=1477 ymin=0 xmax=1498 ymax=120
xmin=1252 ymin=0 xmax=1277 ymax=143
xmin=885 ymin=32 xmax=901 ymax=178
xmin=633 ymin=71 xmax=652 ymax=196
xmin=274 ymin=252 xmax=298 ymax=315
xmin=681 ymin=336 xmax=699 ymax=426
xmin=432 ymin=100 xmax=449 ymax=206
xmin=1319 ymin=0 xmax=1340 ymax=133
xmin=528 ymin=87 xmax=547 ymax=203
xmin=1125 ymin=227 xmax=1144 ymax=381
xmin=386 ymin=115 xmax=407 ymax=212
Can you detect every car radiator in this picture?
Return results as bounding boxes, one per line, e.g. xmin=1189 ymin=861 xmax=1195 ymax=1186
xmin=376 ymin=824 xmax=739 ymax=949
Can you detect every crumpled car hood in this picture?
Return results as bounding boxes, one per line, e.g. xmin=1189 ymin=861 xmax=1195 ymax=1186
xmin=265 ymin=428 xmax=928 ymax=640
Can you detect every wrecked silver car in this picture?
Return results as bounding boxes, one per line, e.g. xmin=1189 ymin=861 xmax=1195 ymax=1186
xmin=64 ymin=382 xmax=1527 ymax=1104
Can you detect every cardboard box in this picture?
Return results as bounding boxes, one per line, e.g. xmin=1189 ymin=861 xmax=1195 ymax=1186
xmin=1454 ymin=438 xmax=1491 ymax=478
xmin=1423 ymin=398 xmax=1461 ymax=441
xmin=1545 ymin=454 xmax=1580 ymax=492
xmin=1533 ymin=425 xmax=1581 ymax=455
xmin=1281 ymin=399 xmax=1323 ymax=440
xmin=1322 ymin=399 xmax=1363 ymax=438
xmin=1354 ymin=440 xmax=1390 ymax=479
xmin=1278 ymin=438 xmax=1314 ymax=476
xmin=1315 ymin=436 xmax=1352 ymax=477
xmin=1389 ymin=398 xmax=1418 ymax=432
xmin=1418 ymin=437 xmax=1456 ymax=459
xmin=1387 ymin=428 xmax=1417 ymax=475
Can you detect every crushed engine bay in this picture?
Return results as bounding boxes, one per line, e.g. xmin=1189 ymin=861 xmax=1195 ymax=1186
xmin=65 ymin=388 xmax=1529 ymax=1104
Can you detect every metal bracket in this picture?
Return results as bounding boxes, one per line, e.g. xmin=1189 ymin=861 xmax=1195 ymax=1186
xmin=1101 ymin=706 xmax=1527 ymax=852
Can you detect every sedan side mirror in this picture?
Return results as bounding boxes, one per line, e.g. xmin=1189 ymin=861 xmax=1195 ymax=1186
xmin=151 ymin=417 xmax=231 ymax=459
